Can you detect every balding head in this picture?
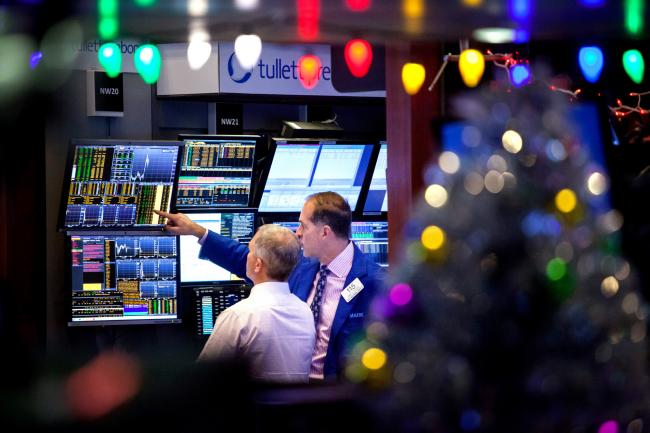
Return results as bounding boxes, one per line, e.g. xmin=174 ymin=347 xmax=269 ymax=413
xmin=249 ymin=224 xmax=301 ymax=282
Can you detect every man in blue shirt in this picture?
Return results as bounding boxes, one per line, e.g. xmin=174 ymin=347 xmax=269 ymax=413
xmin=156 ymin=191 xmax=384 ymax=380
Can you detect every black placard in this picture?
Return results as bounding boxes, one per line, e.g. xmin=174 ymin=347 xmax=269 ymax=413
xmin=216 ymin=103 xmax=243 ymax=134
xmin=94 ymin=72 xmax=123 ymax=113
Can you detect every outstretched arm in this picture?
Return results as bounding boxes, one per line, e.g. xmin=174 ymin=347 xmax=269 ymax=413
xmin=154 ymin=210 xmax=207 ymax=238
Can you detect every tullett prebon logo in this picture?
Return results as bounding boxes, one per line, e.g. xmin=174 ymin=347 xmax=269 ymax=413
xmin=228 ymin=52 xmax=253 ymax=84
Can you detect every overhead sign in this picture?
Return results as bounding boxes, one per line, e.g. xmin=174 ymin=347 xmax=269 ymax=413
xmin=218 ymin=42 xmax=385 ymax=98
xmin=73 ymin=39 xmax=139 ymax=73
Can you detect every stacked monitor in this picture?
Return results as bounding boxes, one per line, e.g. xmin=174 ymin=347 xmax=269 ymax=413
xmin=259 ymin=139 xmax=375 ymax=213
xmin=176 ymin=136 xmax=257 ymax=209
xmin=174 ymin=135 xmax=262 ymax=336
xmin=180 ymin=210 xmax=256 ymax=284
xmin=61 ymin=140 xmax=182 ymax=326
xmin=61 ymin=141 xmax=180 ymax=229
xmin=70 ymin=234 xmax=179 ymax=324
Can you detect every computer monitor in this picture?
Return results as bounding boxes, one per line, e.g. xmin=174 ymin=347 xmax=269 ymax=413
xmin=180 ymin=210 xmax=256 ymax=284
xmin=192 ymin=284 xmax=250 ymax=336
xmin=363 ymin=141 xmax=387 ymax=213
xmin=69 ymin=234 xmax=180 ymax=325
xmin=273 ymin=220 xmax=389 ymax=267
xmin=351 ymin=221 xmax=388 ymax=267
xmin=176 ymin=135 xmax=259 ymax=209
xmin=259 ymin=139 xmax=375 ymax=212
xmin=59 ymin=140 xmax=181 ymax=230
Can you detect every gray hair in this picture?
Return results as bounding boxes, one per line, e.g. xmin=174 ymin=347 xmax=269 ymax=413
xmin=252 ymin=224 xmax=301 ymax=281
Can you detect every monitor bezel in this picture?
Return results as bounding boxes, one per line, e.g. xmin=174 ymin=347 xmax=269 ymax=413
xmin=179 ymin=207 xmax=258 ymax=286
xmin=176 ymin=134 xmax=267 ymax=211
xmin=256 ymin=137 xmax=379 ymax=214
xmin=359 ymin=140 xmax=388 ymax=217
xmin=58 ymin=139 xmax=183 ymax=232
xmin=65 ymin=231 xmax=182 ymax=327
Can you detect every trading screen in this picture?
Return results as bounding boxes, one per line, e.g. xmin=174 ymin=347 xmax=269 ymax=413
xmin=273 ymin=220 xmax=389 ymax=267
xmin=63 ymin=143 xmax=179 ymax=228
xmin=259 ymin=141 xmax=374 ymax=212
xmin=180 ymin=212 xmax=256 ymax=283
xmin=193 ymin=285 xmax=250 ymax=336
xmin=351 ymin=221 xmax=389 ymax=267
xmin=176 ymin=138 xmax=256 ymax=209
xmin=70 ymin=235 xmax=179 ymax=324
xmin=363 ymin=142 xmax=387 ymax=213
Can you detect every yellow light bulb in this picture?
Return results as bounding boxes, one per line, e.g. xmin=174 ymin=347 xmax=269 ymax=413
xmin=555 ymin=188 xmax=577 ymax=213
xmin=458 ymin=49 xmax=485 ymax=88
xmin=402 ymin=62 xmax=425 ymax=95
xmin=361 ymin=347 xmax=387 ymax=370
xmin=421 ymin=225 xmax=445 ymax=251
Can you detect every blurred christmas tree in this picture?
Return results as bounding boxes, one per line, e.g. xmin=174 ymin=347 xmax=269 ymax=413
xmin=348 ymin=82 xmax=650 ymax=433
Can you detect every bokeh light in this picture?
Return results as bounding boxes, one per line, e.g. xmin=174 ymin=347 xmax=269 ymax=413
xmin=421 ymin=225 xmax=446 ymax=251
xmin=389 ymin=283 xmax=413 ymax=306
xmin=487 ymin=154 xmax=507 ymax=172
xmin=424 ymin=184 xmax=448 ymax=208
xmin=394 ymin=361 xmax=416 ymax=383
xmin=362 ymin=347 xmax=387 ymax=370
xmin=546 ymin=257 xmax=567 ymax=281
xmin=464 ymin=172 xmax=484 ymax=195
xmin=502 ymin=130 xmax=523 ymax=153
xmin=439 ymin=151 xmax=461 ymax=174
xmin=598 ymin=420 xmax=619 ymax=433
xmin=555 ymin=188 xmax=577 ymax=213
xmin=600 ymin=276 xmax=619 ymax=298
xmin=546 ymin=139 xmax=567 ymax=162
xmin=484 ymin=170 xmax=504 ymax=193
xmin=587 ymin=172 xmax=608 ymax=195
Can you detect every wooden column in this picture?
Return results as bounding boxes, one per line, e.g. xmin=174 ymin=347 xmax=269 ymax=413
xmin=385 ymin=42 xmax=442 ymax=266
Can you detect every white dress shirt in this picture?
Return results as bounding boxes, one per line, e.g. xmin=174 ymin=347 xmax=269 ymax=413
xmin=198 ymin=281 xmax=315 ymax=383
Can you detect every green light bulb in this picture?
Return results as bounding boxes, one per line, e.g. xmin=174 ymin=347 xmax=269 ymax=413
xmin=625 ymin=0 xmax=644 ymax=36
xmin=98 ymin=43 xmax=121 ymax=78
xmin=98 ymin=16 xmax=119 ymax=40
xmin=98 ymin=0 xmax=118 ymax=17
xmin=134 ymin=44 xmax=162 ymax=84
xmin=134 ymin=0 xmax=157 ymax=6
xmin=623 ymin=49 xmax=645 ymax=84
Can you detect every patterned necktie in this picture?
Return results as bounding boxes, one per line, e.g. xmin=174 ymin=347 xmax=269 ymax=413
xmin=310 ymin=265 xmax=328 ymax=326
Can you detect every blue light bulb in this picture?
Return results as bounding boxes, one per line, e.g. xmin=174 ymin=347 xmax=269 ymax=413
xmin=578 ymin=46 xmax=604 ymax=83
xmin=510 ymin=64 xmax=531 ymax=87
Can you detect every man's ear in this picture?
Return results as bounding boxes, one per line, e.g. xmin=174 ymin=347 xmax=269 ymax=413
xmin=255 ymin=257 xmax=264 ymax=273
xmin=322 ymin=224 xmax=332 ymax=238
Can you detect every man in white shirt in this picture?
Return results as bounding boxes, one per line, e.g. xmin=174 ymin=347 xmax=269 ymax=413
xmin=197 ymin=224 xmax=315 ymax=383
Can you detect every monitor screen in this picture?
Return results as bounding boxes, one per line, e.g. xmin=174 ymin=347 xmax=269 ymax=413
xmin=176 ymin=136 xmax=257 ymax=209
xmin=193 ymin=285 xmax=250 ymax=336
xmin=69 ymin=234 xmax=180 ymax=325
xmin=351 ymin=221 xmax=388 ymax=267
xmin=259 ymin=140 xmax=375 ymax=212
xmin=273 ymin=220 xmax=388 ymax=267
xmin=180 ymin=211 xmax=256 ymax=284
xmin=363 ymin=141 xmax=387 ymax=213
xmin=61 ymin=141 xmax=180 ymax=230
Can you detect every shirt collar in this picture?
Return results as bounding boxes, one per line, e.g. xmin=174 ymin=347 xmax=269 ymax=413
xmin=249 ymin=281 xmax=291 ymax=298
xmin=323 ymin=241 xmax=354 ymax=278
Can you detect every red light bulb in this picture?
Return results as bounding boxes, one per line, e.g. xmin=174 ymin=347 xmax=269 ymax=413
xmin=345 ymin=0 xmax=371 ymax=12
xmin=298 ymin=0 xmax=320 ymax=41
xmin=298 ymin=54 xmax=322 ymax=89
xmin=344 ymin=39 xmax=373 ymax=78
